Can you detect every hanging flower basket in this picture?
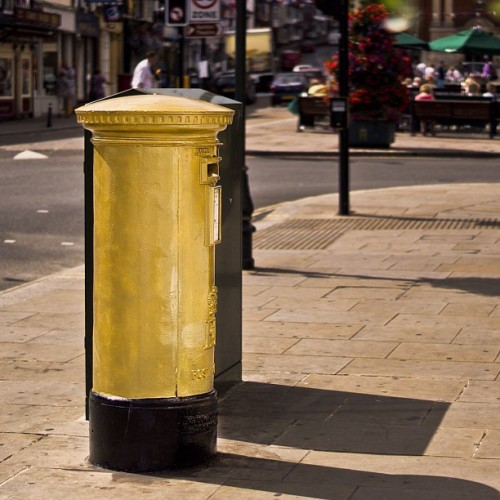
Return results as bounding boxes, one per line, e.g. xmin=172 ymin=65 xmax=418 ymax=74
xmin=325 ymin=3 xmax=412 ymax=148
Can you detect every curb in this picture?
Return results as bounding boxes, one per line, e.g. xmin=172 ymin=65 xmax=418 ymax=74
xmin=246 ymin=148 xmax=500 ymax=158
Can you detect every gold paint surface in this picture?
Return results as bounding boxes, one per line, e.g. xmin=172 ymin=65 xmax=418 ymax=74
xmin=76 ymin=95 xmax=233 ymax=399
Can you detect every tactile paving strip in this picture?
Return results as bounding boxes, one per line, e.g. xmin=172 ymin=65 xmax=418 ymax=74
xmin=253 ymin=217 xmax=500 ymax=250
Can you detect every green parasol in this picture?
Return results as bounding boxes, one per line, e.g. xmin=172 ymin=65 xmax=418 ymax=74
xmin=394 ymin=32 xmax=428 ymax=50
xmin=429 ymin=28 xmax=500 ymax=55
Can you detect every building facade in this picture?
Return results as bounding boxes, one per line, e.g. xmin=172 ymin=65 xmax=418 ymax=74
xmin=1 ymin=0 xmax=500 ymax=122
xmin=417 ymin=0 xmax=500 ymax=39
xmin=0 ymin=0 xmax=65 ymax=120
xmin=0 ymin=0 xmax=157 ymax=121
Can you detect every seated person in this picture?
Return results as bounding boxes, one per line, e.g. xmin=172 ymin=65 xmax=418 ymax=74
xmin=308 ymin=79 xmax=328 ymax=95
xmin=466 ymin=81 xmax=481 ymax=96
xmin=483 ymin=83 xmax=498 ymax=135
xmin=415 ymin=84 xmax=435 ymax=135
xmin=462 ymin=76 xmax=480 ymax=95
xmin=415 ymin=83 xmax=435 ymax=101
xmin=483 ymin=83 xmax=497 ymax=99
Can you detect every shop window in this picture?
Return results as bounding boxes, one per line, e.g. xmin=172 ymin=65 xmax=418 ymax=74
xmin=43 ymin=51 xmax=57 ymax=95
xmin=0 ymin=1 xmax=16 ymax=15
xmin=0 ymin=58 xmax=13 ymax=97
xmin=22 ymin=58 xmax=31 ymax=96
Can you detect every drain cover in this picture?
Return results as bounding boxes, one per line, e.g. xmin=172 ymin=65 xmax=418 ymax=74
xmin=254 ymin=217 xmax=500 ymax=250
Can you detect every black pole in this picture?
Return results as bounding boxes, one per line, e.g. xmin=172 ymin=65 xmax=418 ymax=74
xmin=235 ymin=0 xmax=245 ymax=107
xmin=178 ymin=27 xmax=184 ymax=87
xmin=338 ymin=0 xmax=350 ymax=215
xmin=236 ymin=0 xmax=255 ymax=269
xmin=46 ymin=103 xmax=52 ymax=127
xmin=83 ymin=129 xmax=94 ymax=420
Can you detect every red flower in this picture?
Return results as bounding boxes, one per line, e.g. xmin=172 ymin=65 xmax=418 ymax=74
xmin=326 ymin=2 xmax=411 ymax=122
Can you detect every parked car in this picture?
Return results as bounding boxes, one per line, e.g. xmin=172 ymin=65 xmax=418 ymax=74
xmin=327 ymin=30 xmax=340 ymax=45
xmin=208 ymin=71 xmax=257 ymax=104
xmin=292 ymin=64 xmax=315 ymax=72
xmin=292 ymin=65 xmax=325 ymax=84
xmin=270 ymin=72 xmax=309 ymax=106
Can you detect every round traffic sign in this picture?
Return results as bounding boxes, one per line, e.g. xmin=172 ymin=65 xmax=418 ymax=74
xmin=192 ymin=0 xmax=217 ymax=9
xmin=169 ymin=7 xmax=184 ymax=21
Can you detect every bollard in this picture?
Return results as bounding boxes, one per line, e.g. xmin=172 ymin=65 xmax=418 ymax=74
xmin=47 ymin=103 xmax=52 ymax=128
xmin=76 ymin=94 xmax=233 ymax=472
xmin=242 ymin=164 xmax=255 ymax=270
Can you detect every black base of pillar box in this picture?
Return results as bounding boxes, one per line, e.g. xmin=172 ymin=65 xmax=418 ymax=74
xmin=89 ymin=390 xmax=217 ymax=472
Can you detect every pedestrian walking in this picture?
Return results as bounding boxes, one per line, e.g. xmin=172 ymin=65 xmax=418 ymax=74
xmin=55 ymin=68 xmax=69 ymax=117
xmin=131 ymin=52 xmax=158 ymax=89
xmin=88 ymin=69 xmax=109 ymax=101
xmin=62 ymin=63 xmax=76 ymax=116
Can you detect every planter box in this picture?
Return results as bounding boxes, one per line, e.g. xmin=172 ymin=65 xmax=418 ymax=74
xmin=349 ymin=120 xmax=395 ymax=148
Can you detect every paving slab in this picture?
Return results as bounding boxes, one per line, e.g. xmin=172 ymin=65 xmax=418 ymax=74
xmin=338 ymin=357 xmax=499 ymax=380
xmin=298 ymin=374 xmax=467 ymax=402
xmin=437 ymin=402 xmax=500 ymax=429
xmin=285 ymin=338 xmax=399 ymax=358
xmin=2 ymin=112 xmax=500 ymax=498
xmin=388 ymin=342 xmax=499 ymax=363
xmin=298 ymin=452 xmax=500 ymax=493
xmin=458 ymin=380 xmax=500 ymax=403
xmin=243 ymin=319 xmax=362 ymax=340
xmin=352 ymin=324 xmax=459 ymax=343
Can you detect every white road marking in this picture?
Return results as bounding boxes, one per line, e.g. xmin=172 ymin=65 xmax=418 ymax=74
xmin=13 ymin=150 xmax=49 ymax=160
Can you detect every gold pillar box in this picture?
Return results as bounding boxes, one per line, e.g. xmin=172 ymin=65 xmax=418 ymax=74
xmin=76 ymin=94 xmax=234 ymax=472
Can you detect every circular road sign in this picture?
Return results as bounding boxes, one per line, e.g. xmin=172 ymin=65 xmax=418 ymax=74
xmin=170 ymin=7 xmax=184 ymax=22
xmin=193 ymin=0 xmax=217 ymax=9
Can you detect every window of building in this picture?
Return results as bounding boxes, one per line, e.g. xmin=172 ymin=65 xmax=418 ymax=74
xmin=0 ymin=0 xmax=16 ymax=15
xmin=21 ymin=57 xmax=31 ymax=96
xmin=43 ymin=49 xmax=57 ymax=96
xmin=0 ymin=58 xmax=13 ymax=97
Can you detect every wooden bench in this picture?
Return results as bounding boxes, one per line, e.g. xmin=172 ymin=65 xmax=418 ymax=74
xmin=297 ymin=96 xmax=330 ymax=132
xmin=410 ymin=99 xmax=498 ymax=138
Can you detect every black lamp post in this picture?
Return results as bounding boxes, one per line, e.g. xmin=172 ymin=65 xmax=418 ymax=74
xmin=235 ymin=0 xmax=255 ymax=270
xmin=337 ymin=0 xmax=350 ymax=215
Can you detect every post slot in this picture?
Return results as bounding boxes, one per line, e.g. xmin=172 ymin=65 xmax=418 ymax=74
xmin=200 ymin=157 xmax=221 ymax=185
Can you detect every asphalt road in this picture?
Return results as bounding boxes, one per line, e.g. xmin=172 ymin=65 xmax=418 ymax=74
xmin=0 ymin=149 xmax=84 ymax=290
xmin=0 ymin=125 xmax=82 ymax=147
xmin=247 ymin=155 xmax=500 ymax=214
xmin=1 ymin=108 xmax=499 ymax=291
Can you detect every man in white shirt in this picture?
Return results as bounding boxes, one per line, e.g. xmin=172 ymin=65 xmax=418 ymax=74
xmin=131 ymin=52 xmax=158 ymax=89
xmin=424 ymin=64 xmax=435 ymax=81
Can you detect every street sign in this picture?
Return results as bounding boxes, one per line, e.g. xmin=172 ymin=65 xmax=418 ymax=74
xmin=185 ymin=22 xmax=223 ymax=38
xmin=166 ymin=0 xmax=188 ymax=26
xmin=189 ymin=0 xmax=220 ymax=22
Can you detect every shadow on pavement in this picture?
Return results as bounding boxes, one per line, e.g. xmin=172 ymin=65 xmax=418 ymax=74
xmin=217 ymin=382 xmax=446 ymax=456
xmin=422 ymin=276 xmax=500 ymax=298
xmin=144 ymin=383 xmax=498 ymax=498
xmin=249 ymin=266 xmax=500 ymax=299
xmin=180 ymin=453 xmax=499 ymax=499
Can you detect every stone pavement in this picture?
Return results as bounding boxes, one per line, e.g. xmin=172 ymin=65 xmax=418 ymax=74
xmin=0 ymin=107 xmax=500 ymax=498
xmin=1 ymin=99 xmax=500 ymax=157
xmin=244 ymin=104 xmax=500 ymax=157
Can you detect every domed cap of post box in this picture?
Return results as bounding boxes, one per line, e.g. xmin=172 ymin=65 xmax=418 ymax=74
xmin=76 ymin=94 xmax=234 ymax=139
